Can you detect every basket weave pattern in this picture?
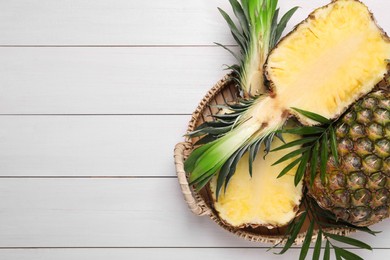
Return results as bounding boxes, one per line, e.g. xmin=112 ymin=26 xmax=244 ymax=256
xmin=174 ymin=74 xmax=353 ymax=244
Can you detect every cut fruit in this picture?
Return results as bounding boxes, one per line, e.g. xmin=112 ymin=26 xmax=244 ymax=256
xmin=266 ymin=0 xmax=390 ymax=125
xmin=210 ymin=133 xmax=303 ymax=228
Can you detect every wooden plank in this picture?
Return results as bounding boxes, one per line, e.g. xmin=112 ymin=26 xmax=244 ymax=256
xmin=0 ymin=0 xmax=341 ymax=45
xmin=0 ymin=47 xmax=234 ymax=114
xmin=0 ymin=178 xmax=388 ymax=248
xmin=0 ymin=115 xmax=188 ymax=176
xmin=0 ymin=248 xmax=388 ymax=260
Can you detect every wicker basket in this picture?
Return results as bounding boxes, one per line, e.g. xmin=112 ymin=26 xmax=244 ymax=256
xmin=174 ymin=74 xmax=354 ymax=245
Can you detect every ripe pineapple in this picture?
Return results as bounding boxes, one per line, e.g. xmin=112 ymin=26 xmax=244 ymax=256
xmin=185 ymin=0 xmax=303 ymax=228
xmin=210 ymin=133 xmax=303 ymax=228
xmin=266 ymin=0 xmax=390 ymax=123
xmin=185 ymin=0 xmax=390 ymax=228
xmin=308 ymin=89 xmax=390 ymax=227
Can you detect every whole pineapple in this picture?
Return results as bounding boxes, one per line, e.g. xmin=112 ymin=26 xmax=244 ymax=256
xmin=308 ymin=89 xmax=390 ymax=226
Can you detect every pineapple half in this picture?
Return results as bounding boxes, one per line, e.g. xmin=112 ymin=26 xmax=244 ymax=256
xmin=266 ymin=0 xmax=390 ymax=125
xmin=210 ymin=133 xmax=303 ymax=228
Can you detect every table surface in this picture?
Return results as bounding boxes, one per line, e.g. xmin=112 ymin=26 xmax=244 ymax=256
xmin=0 ymin=0 xmax=389 ymax=259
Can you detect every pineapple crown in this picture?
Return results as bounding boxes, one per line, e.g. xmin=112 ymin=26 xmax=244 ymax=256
xmin=216 ymin=0 xmax=298 ymax=96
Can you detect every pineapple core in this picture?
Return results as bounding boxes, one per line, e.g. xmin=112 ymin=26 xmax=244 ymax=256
xmin=210 ymin=135 xmax=302 ymax=228
xmin=266 ymin=0 xmax=390 ymax=124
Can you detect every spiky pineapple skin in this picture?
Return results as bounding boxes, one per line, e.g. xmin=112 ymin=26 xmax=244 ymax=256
xmin=308 ymin=89 xmax=390 ymax=226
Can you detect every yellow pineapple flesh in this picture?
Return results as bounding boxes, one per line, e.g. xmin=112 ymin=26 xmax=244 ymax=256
xmin=266 ymin=0 xmax=390 ymax=125
xmin=210 ymin=134 xmax=303 ymax=228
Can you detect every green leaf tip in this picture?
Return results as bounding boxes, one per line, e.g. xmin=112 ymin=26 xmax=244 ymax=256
xmin=291 ymin=107 xmax=331 ymax=124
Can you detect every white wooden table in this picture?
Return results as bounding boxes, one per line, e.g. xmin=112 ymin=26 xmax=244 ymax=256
xmin=0 ymin=0 xmax=389 ymax=259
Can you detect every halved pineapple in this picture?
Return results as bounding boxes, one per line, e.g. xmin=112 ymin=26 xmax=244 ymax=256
xmin=266 ymin=0 xmax=390 ymax=125
xmin=210 ymin=134 xmax=303 ymax=228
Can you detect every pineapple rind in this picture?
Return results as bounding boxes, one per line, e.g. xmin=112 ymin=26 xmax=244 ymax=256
xmin=210 ymin=134 xmax=303 ymax=228
xmin=307 ymin=89 xmax=390 ymax=227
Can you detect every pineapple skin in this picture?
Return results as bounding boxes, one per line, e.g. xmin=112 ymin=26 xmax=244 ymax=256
xmin=308 ymin=90 xmax=390 ymax=227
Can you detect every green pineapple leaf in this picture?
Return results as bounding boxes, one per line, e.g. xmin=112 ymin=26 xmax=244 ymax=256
xmin=324 ymin=240 xmax=330 ymax=260
xmin=269 ymin=8 xmax=280 ymax=48
xmin=218 ymin=7 xmax=246 ymax=50
xmin=319 ymin=218 xmax=381 ymax=236
xmin=263 ymin=132 xmax=276 ymax=156
xmin=229 ymin=0 xmax=249 ymax=36
xmin=252 ymin=138 xmax=263 ymax=161
xmin=325 ymin=233 xmax=372 ymax=250
xmin=184 ymin=141 xmax=215 ymax=173
xmin=329 ymin=125 xmax=339 ymax=166
xmin=351 ymin=226 xmax=381 ymax=236
xmin=224 ymin=146 xmax=247 ymax=191
xmin=216 ymin=149 xmax=241 ymax=199
xmin=222 ymin=64 xmax=242 ymax=76
xmin=313 ymin=229 xmax=322 ymax=260
xmin=194 ymin=135 xmax=218 ymax=146
xmin=320 ymin=132 xmax=328 ymax=183
xmin=194 ymin=174 xmax=215 ymax=192
xmin=334 ymin=247 xmax=363 ymax=260
xmin=277 ymin=156 xmax=301 ymax=178
xmin=334 ymin=247 xmax=342 ymax=260
xmin=277 ymin=211 xmax=307 ymax=255
xmin=248 ymin=142 xmax=257 ymax=177
xmin=274 ymin=6 xmax=299 ymax=45
xmin=299 ymin=219 xmax=315 ymax=260
xmin=214 ymin=42 xmax=241 ymax=61
xmin=292 ymin=107 xmax=331 ymax=124
xmin=281 ymin=126 xmax=325 ymax=135
xmin=295 ymin=151 xmax=310 ymax=186
xmin=187 ymin=125 xmax=234 ymax=137
xmin=272 ymin=147 xmax=310 ymax=166
xmin=275 ymin=131 xmax=285 ymax=143
xmin=271 ymin=136 xmax=317 ymax=152
xmin=310 ymin=141 xmax=320 ymax=186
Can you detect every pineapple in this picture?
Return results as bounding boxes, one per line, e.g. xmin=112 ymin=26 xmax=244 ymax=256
xmin=210 ymin=133 xmax=303 ymax=228
xmin=266 ymin=0 xmax=390 ymax=123
xmin=185 ymin=0 xmax=302 ymax=228
xmin=185 ymin=0 xmax=390 ymax=228
xmin=307 ymin=89 xmax=390 ymax=227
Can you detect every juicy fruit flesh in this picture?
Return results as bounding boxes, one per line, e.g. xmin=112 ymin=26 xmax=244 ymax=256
xmin=210 ymin=135 xmax=303 ymax=228
xmin=266 ymin=0 xmax=390 ymax=125
xmin=308 ymin=90 xmax=390 ymax=226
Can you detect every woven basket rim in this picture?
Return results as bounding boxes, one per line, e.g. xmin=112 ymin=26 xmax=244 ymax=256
xmin=176 ymin=74 xmax=354 ymax=245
